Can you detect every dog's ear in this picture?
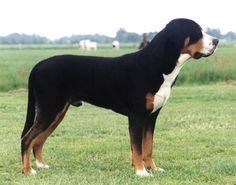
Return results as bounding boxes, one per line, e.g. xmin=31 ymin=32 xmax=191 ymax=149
xmin=165 ymin=19 xmax=202 ymax=51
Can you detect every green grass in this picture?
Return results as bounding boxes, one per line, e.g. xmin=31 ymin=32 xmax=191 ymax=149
xmin=0 ymin=85 xmax=235 ymax=185
xmin=0 ymin=45 xmax=236 ymax=91
xmin=0 ymin=44 xmax=236 ymax=184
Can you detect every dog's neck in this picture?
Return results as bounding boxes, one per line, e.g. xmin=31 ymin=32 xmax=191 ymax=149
xmin=147 ymin=30 xmax=181 ymax=74
xmin=152 ymin=53 xmax=191 ymax=113
xmin=162 ymin=53 xmax=191 ymax=85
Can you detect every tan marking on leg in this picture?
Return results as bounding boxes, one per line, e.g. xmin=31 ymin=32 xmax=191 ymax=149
xmin=33 ymin=103 xmax=69 ymax=168
xmin=33 ymin=133 xmax=49 ymax=169
xmin=129 ymin=131 xmax=145 ymax=171
xmin=22 ymin=151 xmax=31 ymax=173
xmin=33 ymin=128 xmax=55 ymax=167
xmin=131 ymin=141 xmax=151 ymax=176
xmin=131 ymin=144 xmax=144 ymax=170
xmin=22 ymin=139 xmax=36 ymax=174
xmin=142 ymin=129 xmax=157 ymax=170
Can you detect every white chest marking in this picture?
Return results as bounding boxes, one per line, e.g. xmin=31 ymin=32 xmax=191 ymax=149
xmin=152 ymin=54 xmax=191 ymax=113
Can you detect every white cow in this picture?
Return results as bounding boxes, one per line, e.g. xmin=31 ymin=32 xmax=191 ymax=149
xmin=112 ymin=40 xmax=120 ymax=49
xmin=79 ymin=40 xmax=97 ymax=50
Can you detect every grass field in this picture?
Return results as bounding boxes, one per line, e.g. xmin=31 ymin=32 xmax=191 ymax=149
xmin=0 ymin=85 xmax=235 ymax=185
xmin=0 ymin=45 xmax=236 ymax=184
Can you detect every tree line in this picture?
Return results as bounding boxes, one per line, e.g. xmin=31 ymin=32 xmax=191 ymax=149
xmin=0 ymin=28 xmax=235 ymax=44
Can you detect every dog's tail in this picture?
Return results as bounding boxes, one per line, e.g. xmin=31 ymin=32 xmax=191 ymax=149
xmin=21 ymin=67 xmax=37 ymax=138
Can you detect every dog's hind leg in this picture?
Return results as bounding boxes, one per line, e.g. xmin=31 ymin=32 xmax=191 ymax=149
xmin=21 ymin=100 xmax=69 ymax=174
xmin=33 ymin=102 xmax=70 ymax=169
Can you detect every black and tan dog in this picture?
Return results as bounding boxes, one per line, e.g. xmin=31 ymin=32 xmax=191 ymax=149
xmin=21 ymin=18 xmax=218 ymax=176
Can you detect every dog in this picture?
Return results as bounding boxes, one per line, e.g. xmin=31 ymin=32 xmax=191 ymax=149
xmin=21 ymin=18 xmax=218 ymax=176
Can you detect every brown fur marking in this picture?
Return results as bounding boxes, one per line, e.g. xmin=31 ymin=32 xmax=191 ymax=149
xmin=142 ymin=129 xmax=157 ymax=169
xmin=129 ymin=130 xmax=145 ymax=170
xmin=187 ymin=39 xmax=204 ymax=56
xmin=22 ymin=103 xmax=69 ymax=173
xmin=33 ymin=103 xmax=70 ymax=164
xmin=146 ymin=93 xmax=154 ymax=110
xmin=181 ymin=37 xmax=204 ymax=57
xmin=131 ymin=142 xmax=145 ymax=170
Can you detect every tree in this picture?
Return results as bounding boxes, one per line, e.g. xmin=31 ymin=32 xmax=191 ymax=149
xmin=0 ymin=33 xmax=49 ymax=44
xmin=115 ymin=28 xmax=141 ymax=42
xmin=205 ymin=28 xmax=223 ymax=39
xmin=224 ymin=31 xmax=236 ymax=41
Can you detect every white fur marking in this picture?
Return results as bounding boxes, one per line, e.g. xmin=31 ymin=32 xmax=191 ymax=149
xmin=152 ymin=167 xmax=165 ymax=172
xmin=135 ymin=168 xmax=151 ymax=177
xmin=36 ymin=160 xmax=50 ymax=169
xmin=200 ymin=31 xmax=217 ymax=55
xmin=152 ymin=54 xmax=191 ymax=113
xmin=157 ymin=167 xmax=165 ymax=172
xmin=29 ymin=168 xmax=37 ymax=174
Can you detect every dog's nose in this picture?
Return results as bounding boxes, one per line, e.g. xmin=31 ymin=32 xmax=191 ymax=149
xmin=212 ymin=39 xmax=219 ymax=46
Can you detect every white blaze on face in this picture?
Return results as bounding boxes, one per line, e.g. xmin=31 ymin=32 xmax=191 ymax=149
xmin=200 ymin=31 xmax=217 ymax=56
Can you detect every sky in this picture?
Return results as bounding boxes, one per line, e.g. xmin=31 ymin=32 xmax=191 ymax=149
xmin=0 ymin=0 xmax=234 ymax=40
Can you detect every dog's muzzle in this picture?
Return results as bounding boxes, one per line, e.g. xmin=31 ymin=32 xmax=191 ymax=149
xmin=194 ymin=37 xmax=219 ymax=59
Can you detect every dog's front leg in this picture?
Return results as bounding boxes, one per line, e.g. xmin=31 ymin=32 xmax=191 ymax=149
xmin=142 ymin=111 xmax=164 ymax=173
xmin=142 ymin=114 xmax=157 ymax=171
xmin=128 ymin=117 xmax=150 ymax=176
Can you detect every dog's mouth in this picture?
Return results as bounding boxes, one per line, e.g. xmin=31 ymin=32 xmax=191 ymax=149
xmin=193 ymin=47 xmax=217 ymax=59
xmin=193 ymin=38 xmax=219 ymax=60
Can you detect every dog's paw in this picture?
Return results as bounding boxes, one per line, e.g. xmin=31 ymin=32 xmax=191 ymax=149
xmin=22 ymin=167 xmax=37 ymax=175
xmin=147 ymin=167 xmax=165 ymax=174
xmin=30 ymin=168 xmax=37 ymax=174
xmin=36 ymin=160 xmax=50 ymax=169
xmin=135 ymin=168 xmax=152 ymax=177
xmin=157 ymin=167 xmax=165 ymax=172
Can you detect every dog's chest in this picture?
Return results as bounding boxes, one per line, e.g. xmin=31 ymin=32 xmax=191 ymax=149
xmin=151 ymin=54 xmax=189 ymax=113
xmin=151 ymin=69 xmax=180 ymax=112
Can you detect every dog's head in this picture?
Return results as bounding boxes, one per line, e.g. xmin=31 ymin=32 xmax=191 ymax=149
xmin=164 ymin=18 xmax=219 ymax=59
